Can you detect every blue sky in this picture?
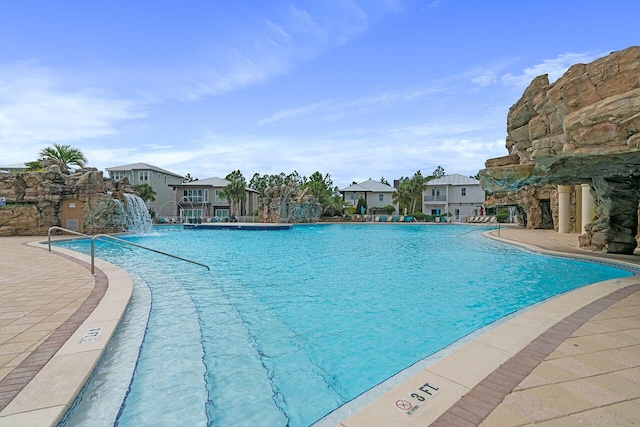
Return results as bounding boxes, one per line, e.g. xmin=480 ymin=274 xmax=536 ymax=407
xmin=1 ymin=0 xmax=638 ymax=188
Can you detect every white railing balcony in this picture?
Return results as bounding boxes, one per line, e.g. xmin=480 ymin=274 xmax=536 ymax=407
xmin=423 ymin=195 xmax=447 ymax=202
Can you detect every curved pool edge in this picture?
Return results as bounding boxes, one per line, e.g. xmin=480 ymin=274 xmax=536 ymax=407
xmin=326 ymin=228 xmax=640 ymax=427
xmin=0 ymin=239 xmax=133 ymax=427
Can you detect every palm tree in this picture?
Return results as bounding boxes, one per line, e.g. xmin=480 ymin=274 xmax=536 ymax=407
xmin=221 ymin=170 xmax=247 ymax=218
xmin=24 ymin=160 xmax=44 ymax=171
xmin=133 ymin=183 xmax=156 ymax=203
xmin=39 ymin=143 xmax=87 ymax=171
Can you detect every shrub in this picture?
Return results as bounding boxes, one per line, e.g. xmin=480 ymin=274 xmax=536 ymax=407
xmin=412 ymin=212 xmax=427 ymax=221
xmin=496 ymin=207 xmax=509 ymax=223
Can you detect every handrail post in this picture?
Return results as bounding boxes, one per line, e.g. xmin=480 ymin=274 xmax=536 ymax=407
xmin=91 ymin=239 xmax=96 ymax=275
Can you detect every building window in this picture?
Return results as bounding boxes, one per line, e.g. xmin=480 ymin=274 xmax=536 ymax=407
xmin=139 ymin=171 xmax=149 ymax=182
xmin=461 ymin=187 xmax=466 ymax=196
xmin=110 ymin=171 xmax=125 ymax=181
xmin=432 ymin=188 xmax=440 ymax=196
xmin=215 ymin=190 xmax=227 ymax=203
xmin=181 ymin=209 xmax=202 ymax=218
xmin=183 ymin=189 xmax=204 ymax=203
xmin=378 ymin=194 xmax=384 ymax=202
xmin=215 ymin=208 xmax=229 ymax=217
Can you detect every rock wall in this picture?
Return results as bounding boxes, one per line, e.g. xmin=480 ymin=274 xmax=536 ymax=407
xmin=0 ymin=166 xmax=134 ymax=236
xmin=480 ymin=46 xmax=640 ymax=253
xmin=258 ymin=184 xmax=322 ymax=223
xmin=490 ymin=185 xmax=564 ymax=230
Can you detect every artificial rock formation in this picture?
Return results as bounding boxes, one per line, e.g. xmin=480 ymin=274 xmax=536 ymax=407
xmin=480 ymin=46 xmax=640 ymax=253
xmin=0 ymin=167 xmax=135 ymax=236
xmin=258 ymin=184 xmax=322 ymax=223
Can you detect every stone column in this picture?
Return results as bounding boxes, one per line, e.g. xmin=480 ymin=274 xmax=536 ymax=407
xmin=575 ymin=185 xmax=582 ymax=233
xmin=581 ymin=184 xmax=595 ymax=234
xmin=557 ymin=185 xmax=572 ymax=233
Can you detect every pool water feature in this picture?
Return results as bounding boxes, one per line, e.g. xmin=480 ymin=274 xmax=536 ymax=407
xmin=58 ymin=224 xmax=634 ymax=426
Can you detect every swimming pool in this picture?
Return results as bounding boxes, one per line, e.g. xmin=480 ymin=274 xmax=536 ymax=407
xmin=58 ymin=224 xmax=634 ymax=426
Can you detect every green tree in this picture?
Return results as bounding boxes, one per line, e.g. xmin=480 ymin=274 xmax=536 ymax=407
xmin=323 ymin=193 xmax=346 ymax=217
xmin=380 ymin=177 xmax=390 ymax=186
xmin=355 ymin=196 xmax=367 ymax=214
xmin=249 ymin=173 xmax=269 ymax=198
xmin=221 ymin=170 xmax=247 ymax=218
xmin=39 ymin=143 xmax=87 ymax=171
xmin=249 ymin=171 xmax=309 ymax=198
xmin=303 ymin=171 xmax=333 ymax=201
xmin=133 ymin=183 xmax=156 ymax=203
xmin=184 ymin=173 xmax=198 ymax=182
xmin=392 ymin=177 xmax=412 ymax=213
xmin=24 ymin=160 xmax=44 ymax=171
xmin=408 ymin=170 xmax=429 ymax=213
xmin=393 ymin=170 xmax=431 ymax=214
xmin=432 ymin=166 xmax=445 ymax=178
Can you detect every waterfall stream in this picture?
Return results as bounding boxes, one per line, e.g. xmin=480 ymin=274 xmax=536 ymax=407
xmin=123 ymin=193 xmax=153 ymax=233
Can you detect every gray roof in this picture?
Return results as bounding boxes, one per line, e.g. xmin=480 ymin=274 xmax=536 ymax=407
xmin=0 ymin=163 xmax=28 ymax=170
xmin=177 ymin=176 xmax=258 ymax=193
xmin=427 ymin=174 xmax=479 ymax=186
xmin=340 ymin=178 xmax=396 ymax=193
xmin=106 ymin=162 xmax=183 ymax=178
xmin=179 ymin=177 xmax=229 ymax=187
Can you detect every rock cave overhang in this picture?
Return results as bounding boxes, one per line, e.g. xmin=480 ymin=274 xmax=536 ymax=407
xmin=481 ymin=151 xmax=640 ymax=193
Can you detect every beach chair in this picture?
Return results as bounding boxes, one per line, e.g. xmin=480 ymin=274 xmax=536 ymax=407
xmin=392 ymin=215 xmax=398 ymax=222
xmin=380 ymin=215 xmax=387 ymax=222
xmin=399 ymin=216 xmax=404 ymax=222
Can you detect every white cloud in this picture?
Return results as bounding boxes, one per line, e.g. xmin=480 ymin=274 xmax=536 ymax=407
xmin=501 ymin=51 xmax=605 ymax=88
xmin=0 ymin=61 xmax=144 ymax=163
xmin=256 ymin=82 xmax=448 ymax=126
xmin=471 ymin=72 xmax=498 ymax=87
xmin=256 ymin=100 xmax=333 ymax=126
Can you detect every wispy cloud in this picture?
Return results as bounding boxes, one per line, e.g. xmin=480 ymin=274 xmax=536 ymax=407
xmin=0 ymin=61 xmax=144 ymax=162
xmin=256 ymin=81 xmax=448 ymax=126
xmin=501 ymin=51 xmax=605 ymax=87
xmin=152 ymin=1 xmax=390 ymax=102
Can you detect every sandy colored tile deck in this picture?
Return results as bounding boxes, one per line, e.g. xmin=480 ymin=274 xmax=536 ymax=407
xmin=0 ymin=236 xmax=132 ymax=426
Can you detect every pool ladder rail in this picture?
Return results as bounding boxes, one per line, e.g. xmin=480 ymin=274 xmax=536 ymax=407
xmin=47 ymin=226 xmax=210 ymax=274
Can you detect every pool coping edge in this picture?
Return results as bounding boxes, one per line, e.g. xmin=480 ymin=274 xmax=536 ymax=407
xmin=0 ymin=240 xmax=133 ymax=426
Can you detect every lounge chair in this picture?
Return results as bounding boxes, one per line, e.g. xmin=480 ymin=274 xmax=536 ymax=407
xmin=405 ymin=216 xmax=413 ymax=222
xmin=392 ymin=215 xmax=399 ymax=222
xmin=399 ymin=216 xmax=404 ymax=222
xmin=380 ymin=215 xmax=387 ymax=222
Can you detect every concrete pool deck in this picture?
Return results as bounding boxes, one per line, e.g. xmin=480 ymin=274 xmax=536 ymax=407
xmin=0 ymin=226 xmax=639 ymax=426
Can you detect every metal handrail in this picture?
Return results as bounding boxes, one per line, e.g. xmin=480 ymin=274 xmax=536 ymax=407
xmin=47 ymin=226 xmax=132 ymax=252
xmin=91 ymin=234 xmax=210 ymax=274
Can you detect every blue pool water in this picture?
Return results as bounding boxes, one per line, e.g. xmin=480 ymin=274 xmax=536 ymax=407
xmin=58 ymin=224 xmax=634 ymax=426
